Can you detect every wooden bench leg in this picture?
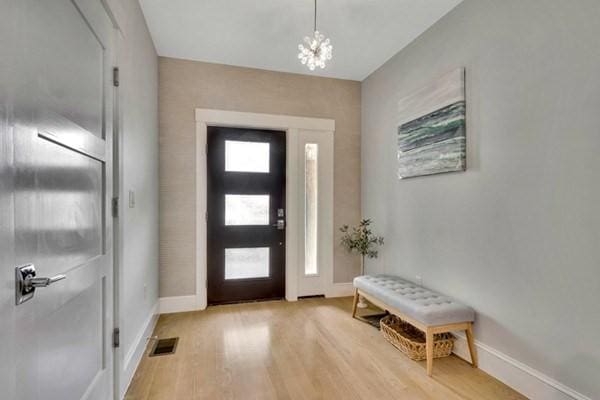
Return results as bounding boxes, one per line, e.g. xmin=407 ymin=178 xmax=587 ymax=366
xmin=465 ymin=322 xmax=478 ymax=368
xmin=351 ymin=288 xmax=359 ymax=318
xmin=426 ymin=328 xmax=434 ymax=377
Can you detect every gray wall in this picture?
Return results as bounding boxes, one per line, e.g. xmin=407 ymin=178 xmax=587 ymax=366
xmin=361 ymin=0 xmax=600 ymax=397
xmin=106 ymin=0 xmax=159 ymax=395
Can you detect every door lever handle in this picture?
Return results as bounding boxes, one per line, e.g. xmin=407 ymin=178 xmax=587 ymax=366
xmin=25 ymin=274 xmax=66 ymax=289
xmin=272 ymin=219 xmax=285 ymax=230
xmin=15 ymin=264 xmax=67 ymax=305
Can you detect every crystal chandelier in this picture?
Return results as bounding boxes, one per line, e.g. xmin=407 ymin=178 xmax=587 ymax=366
xmin=298 ymin=0 xmax=332 ymax=70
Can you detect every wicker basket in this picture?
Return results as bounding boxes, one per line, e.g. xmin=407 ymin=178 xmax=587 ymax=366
xmin=380 ymin=315 xmax=455 ymax=361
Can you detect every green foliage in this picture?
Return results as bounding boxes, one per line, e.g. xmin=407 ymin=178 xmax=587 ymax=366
xmin=339 ymin=219 xmax=384 ymax=259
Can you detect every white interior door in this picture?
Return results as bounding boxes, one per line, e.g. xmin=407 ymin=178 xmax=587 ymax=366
xmin=297 ymin=130 xmax=334 ymax=297
xmin=0 ymin=0 xmax=115 ymax=399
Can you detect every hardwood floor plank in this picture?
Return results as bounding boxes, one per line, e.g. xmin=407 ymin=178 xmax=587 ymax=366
xmin=125 ymin=297 xmax=526 ymax=400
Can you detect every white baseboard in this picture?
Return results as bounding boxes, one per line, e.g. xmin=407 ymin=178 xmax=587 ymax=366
xmin=159 ymin=295 xmax=199 ymax=314
xmin=159 ymin=285 xmax=354 ymax=313
xmin=325 ymin=282 xmax=354 ymax=298
xmin=120 ymin=301 xmax=159 ymax=399
xmin=453 ymin=334 xmax=591 ymax=400
xmin=159 ymin=285 xmax=355 ymax=313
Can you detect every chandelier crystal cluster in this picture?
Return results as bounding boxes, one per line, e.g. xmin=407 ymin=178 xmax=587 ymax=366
xmin=297 ymin=0 xmax=332 ymax=70
xmin=298 ymin=31 xmax=332 ymax=70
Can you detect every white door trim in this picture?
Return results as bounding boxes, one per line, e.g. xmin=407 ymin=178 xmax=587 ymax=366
xmin=194 ymin=109 xmax=335 ymax=310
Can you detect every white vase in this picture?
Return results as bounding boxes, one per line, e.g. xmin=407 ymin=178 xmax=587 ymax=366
xmin=357 ymin=255 xmax=368 ymax=308
xmin=357 ymin=296 xmax=369 ymax=308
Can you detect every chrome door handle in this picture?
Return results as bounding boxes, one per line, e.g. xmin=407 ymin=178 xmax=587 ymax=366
xmin=26 ymin=274 xmax=66 ymax=289
xmin=15 ymin=264 xmax=67 ymax=305
xmin=272 ymin=219 xmax=285 ymax=230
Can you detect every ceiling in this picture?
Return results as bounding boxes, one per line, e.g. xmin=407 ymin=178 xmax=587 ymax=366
xmin=139 ymin=0 xmax=462 ymax=81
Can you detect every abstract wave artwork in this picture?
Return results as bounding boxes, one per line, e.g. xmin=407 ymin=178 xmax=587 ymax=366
xmin=397 ymin=68 xmax=466 ymax=179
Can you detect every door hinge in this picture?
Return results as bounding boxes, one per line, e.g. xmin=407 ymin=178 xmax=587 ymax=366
xmin=113 ymin=327 xmax=120 ymax=348
xmin=112 ymin=197 xmax=119 ymax=218
xmin=205 ymin=211 xmax=208 ymax=222
xmin=113 ymin=67 xmax=120 ymax=87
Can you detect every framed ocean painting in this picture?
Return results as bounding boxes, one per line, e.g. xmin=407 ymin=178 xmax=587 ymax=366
xmin=397 ymin=68 xmax=466 ymax=179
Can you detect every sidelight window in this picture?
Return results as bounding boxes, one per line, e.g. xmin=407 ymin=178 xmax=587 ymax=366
xmin=304 ymin=143 xmax=318 ymax=275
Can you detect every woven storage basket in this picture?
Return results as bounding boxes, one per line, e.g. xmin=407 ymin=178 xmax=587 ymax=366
xmin=380 ymin=315 xmax=455 ymax=361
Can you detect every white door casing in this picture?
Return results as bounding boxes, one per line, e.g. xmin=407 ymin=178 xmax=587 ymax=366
xmin=195 ymin=109 xmax=335 ymax=308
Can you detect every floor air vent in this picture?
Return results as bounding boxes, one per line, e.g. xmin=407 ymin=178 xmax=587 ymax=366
xmin=149 ymin=337 xmax=179 ymax=357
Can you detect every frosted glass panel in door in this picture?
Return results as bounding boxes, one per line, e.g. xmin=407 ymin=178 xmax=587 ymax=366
xmin=225 ymin=140 xmax=270 ymax=172
xmin=225 ymin=195 xmax=269 ymax=225
xmin=225 ymin=247 xmax=270 ymax=279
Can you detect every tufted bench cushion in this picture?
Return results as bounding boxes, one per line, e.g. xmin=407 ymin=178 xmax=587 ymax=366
xmin=353 ymin=274 xmax=475 ymax=326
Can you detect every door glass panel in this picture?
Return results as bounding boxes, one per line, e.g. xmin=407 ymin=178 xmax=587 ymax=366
xmin=225 ymin=140 xmax=270 ymax=173
xmin=304 ymin=144 xmax=318 ymax=275
xmin=225 ymin=194 xmax=269 ymax=225
xmin=225 ymin=247 xmax=270 ymax=279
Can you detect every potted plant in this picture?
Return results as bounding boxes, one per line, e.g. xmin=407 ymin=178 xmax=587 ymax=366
xmin=340 ymin=219 xmax=384 ymax=308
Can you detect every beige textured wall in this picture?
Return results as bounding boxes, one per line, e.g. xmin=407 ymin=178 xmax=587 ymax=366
xmin=159 ymin=57 xmax=361 ymax=297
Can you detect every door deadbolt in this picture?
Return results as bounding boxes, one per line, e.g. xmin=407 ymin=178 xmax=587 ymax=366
xmin=15 ymin=264 xmax=66 ymax=305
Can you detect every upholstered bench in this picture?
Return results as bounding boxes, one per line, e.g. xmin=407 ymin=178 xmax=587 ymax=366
xmin=352 ymin=274 xmax=478 ymax=376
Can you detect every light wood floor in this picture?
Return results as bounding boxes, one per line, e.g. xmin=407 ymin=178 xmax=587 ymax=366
xmin=125 ymin=297 xmax=526 ymax=400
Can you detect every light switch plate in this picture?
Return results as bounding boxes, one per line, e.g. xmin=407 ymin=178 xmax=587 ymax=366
xmin=128 ymin=190 xmax=135 ymax=208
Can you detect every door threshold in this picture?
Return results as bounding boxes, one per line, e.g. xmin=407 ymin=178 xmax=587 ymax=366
xmin=297 ymin=294 xmax=325 ymax=300
xmin=208 ymin=297 xmax=285 ymax=307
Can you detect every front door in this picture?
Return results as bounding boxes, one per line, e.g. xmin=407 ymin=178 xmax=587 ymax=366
xmin=0 ymin=1 xmax=115 ymax=399
xmin=207 ymin=127 xmax=286 ymax=304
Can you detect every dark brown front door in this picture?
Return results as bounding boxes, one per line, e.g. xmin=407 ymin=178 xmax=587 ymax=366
xmin=207 ymin=127 xmax=286 ymax=305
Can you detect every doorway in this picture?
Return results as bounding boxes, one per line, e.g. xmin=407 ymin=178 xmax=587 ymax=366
xmin=207 ymin=127 xmax=286 ymax=304
xmin=195 ymin=109 xmax=336 ymax=309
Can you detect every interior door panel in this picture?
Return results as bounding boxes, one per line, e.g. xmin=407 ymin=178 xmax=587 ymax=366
xmin=1 ymin=0 xmax=116 ymax=399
